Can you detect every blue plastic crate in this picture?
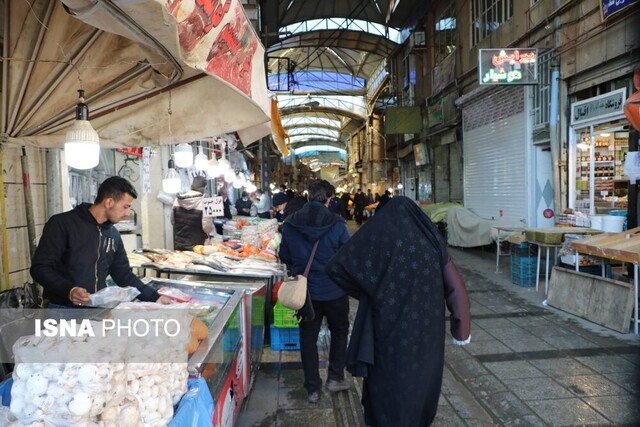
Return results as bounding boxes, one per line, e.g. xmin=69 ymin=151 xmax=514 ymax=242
xmin=270 ymin=324 xmax=300 ymax=350
xmin=510 ymin=256 xmax=537 ymax=287
xmin=509 ymin=242 xmax=538 ymax=257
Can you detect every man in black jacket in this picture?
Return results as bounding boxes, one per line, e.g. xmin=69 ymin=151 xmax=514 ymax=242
xmin=279 ymin=180 xmax=351 ymax=403
xmin=30 ymin=176 xmax=169 ymax=307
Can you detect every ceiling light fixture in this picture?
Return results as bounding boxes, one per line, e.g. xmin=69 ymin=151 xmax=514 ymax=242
xmin=174 ymin=143 xmax=194 ymax=168
xmin=64 ymin=89 xmax=100 ymax=170
xmin=162 ymin=159 xmax=181 ymax=194
xmin=194 ymin=142 xmax=208 ymax=171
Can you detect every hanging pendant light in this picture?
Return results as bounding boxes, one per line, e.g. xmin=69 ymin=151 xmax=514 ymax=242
xmin=245 ymin=182 xmax=257 ymax=193
xmin=224 ymin=169 xmax=236 ymax=183
xmin=64 ymin=89 xmax=100 ymax=170
xmin=174 ymin=143 xmax=193 ymax=168
xmin=162 ymin=159 xmax=181 ymax=194
xmin=207 ymin=155 xmax=220 ymax=178
xmin=217 ymin=140 xmax=231 ymax=175
xmin=194 ymin=142 xmax=208 ymax=171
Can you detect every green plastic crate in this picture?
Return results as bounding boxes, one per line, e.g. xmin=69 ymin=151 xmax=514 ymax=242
xmin=273 ymin=301 xmax=299 ymax=328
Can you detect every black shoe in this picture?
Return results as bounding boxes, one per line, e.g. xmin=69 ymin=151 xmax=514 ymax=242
xmin=308 ymin=391 xmax=320 ymax=403
xmin=326 ymin=379 xmax=351 ymax=392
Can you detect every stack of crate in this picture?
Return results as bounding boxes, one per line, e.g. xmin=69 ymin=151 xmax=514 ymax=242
xmin=509 ymin=242 xmax=538 ymax=287
xmin=270 ymin=301 xmax=300 ymax=350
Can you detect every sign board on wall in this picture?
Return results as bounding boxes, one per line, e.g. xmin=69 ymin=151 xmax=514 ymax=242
xmin=202 ymin=197 xmax=224 ymax=218
xmin=479 ymin=48 xmax=538 ymax=85
xmin=432 ymin=52 xmax=456 ymax=96
xmin=385 ymin=107 xmax=423 ymax=134
xmin=600 ymin=0 xmax=638 ymax=20
xmin=413 ymin=143 xmax=429 ymax=166
xmin=571 ymin=88 xmax=626 ymax=126
xmin=427 ymin=98 xmax=444 ymax=128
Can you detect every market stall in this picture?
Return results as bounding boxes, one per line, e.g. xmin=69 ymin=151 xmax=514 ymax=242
xmin=0 ymin=276 xmax=266 ymax=426
xmin=524 ymin=227 xmax=602 ymax=293
xmin=548 ymin=228 xmax=640 ymax=334
xmin=128 ymin=217 xmax=285 ymax=337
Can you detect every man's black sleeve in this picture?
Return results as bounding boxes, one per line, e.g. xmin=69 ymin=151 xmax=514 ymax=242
xmin=30 ymin=216 xmax=76 ymax=303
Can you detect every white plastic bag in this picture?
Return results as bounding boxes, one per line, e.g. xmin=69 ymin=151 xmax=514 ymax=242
xmin=89 ymin=286 xmax=140 ymax=307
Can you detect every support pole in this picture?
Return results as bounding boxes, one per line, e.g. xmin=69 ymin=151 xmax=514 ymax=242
xmin=21 ymin=147 xmax=37 ymax=259
xmin=549 ymin=63 xmax=562 ymax=215
xmin=0 ymin=142 xmax=9 ymax=290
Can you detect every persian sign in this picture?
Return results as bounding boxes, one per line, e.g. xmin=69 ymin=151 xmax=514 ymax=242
xmin=601 ymin=0 xmax=638 ymax=20
xmin=142 ymin=147 xmax=151 ymax=194
xmin=202 ymin=197 xmax=224 ymax=217
xmin=479 ymin=48 xmax=538 ymax=85
xmin=432 ymin=52 xmax=456 ymax=96
xmin=427 ymin=98 xmax=444 ymax=128
xmin=571 ymin=88 xmax=626 ymax=126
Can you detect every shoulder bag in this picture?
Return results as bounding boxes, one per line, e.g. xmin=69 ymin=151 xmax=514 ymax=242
xmin=277 ymin=240 xmax=319 ymax=310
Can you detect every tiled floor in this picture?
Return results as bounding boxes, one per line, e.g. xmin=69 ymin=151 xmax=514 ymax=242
xmin=237 ymin=223 xmax=640 ymax=426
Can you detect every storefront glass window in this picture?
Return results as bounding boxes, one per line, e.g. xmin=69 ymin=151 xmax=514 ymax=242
xmin=574 ymin=124 xmax=629 ymax=214
xmin=418 ymin=167 xmax=432 ymax=201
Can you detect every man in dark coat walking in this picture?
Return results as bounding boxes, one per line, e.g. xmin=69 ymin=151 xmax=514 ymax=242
xmin=353 ymin=188 xmax=367 ymax=225
xmin=279 ymin=180 xmax=351 ymax=404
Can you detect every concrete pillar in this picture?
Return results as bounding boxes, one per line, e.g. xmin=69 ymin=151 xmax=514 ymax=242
xmin=371 ymin=114 xmax=385 ymax=183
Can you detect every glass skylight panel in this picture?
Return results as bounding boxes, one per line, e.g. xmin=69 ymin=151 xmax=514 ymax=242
xmin=280 ymin=18 xmax=401 ymax=43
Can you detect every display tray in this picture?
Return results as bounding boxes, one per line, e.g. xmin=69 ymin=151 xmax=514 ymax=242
xmin=570 ymin=227 xmax=640 ymax=264
xmin=525 ymin=227 xmax=601 ymax=244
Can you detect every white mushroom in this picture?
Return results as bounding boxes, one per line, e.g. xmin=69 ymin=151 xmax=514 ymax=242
xmin=99 ymin=405 xmax=118 ymax=422
xmin=118 ymin=404 xmax=141 ymax=427
xmin=77 ymin=364 xmax=98 ymax=385
xmin=26 ymin=373 xmax=48 ymax=396
xmin=68 ymin=392 xmax=92 ymax=416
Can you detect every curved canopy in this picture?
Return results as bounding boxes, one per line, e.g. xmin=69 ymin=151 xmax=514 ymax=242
xmin=2 ymin=0 xmax=271 ymax=148
xmin=267 ymin=10 xmax=401 ymax=175
xmin=278 ymin=0 xmax=390 ymax=27
xmin=268 ymin=30 xmax=395 ymax=85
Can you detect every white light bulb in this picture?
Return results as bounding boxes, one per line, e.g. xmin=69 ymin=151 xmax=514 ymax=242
xmin=217 ymin=158 xmax=231 ymax=173
xmin=224 ymin=170 xmax=236 ymax=183
xmin=162 ymin=167 xmax=181 ymax=194
xmin=194 ymin=149 xmax=208 ymax=171
xmin=207 ymin=157 xmax=220 ymax=178
xmin=174 ymin=143 xmax=193 ymax=168
xmin=232 ymin=177 xmax=244 ymax=189
xmin=64 ymin=120 xmax=100 ymax=170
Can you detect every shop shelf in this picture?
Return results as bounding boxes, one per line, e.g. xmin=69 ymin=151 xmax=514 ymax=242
xmin=270 ymin=324 xmax=300 ymax=351
xmin=273 ymin=301 xmax=299 ymax=328
xmin=510 ymin=256 xmax=537 ymax=287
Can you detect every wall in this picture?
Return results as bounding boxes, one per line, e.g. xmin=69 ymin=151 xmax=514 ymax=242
xmin=1 ymin=145 xmax=47 ymax=289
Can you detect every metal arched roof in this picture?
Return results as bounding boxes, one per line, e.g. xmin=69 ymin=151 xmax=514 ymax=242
xmin=268 ymin=30 xmax=395 ymax=83
xmin=278 ymin=0 xmax=390 ymax=27
xmin=267 ymin=1 xmax=431 ymax=176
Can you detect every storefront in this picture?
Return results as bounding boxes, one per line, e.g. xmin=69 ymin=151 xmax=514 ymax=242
xmin=456 ymin=85 xmax=540 ymax=226
xmin=568 ymin=88 xmax=629 ymax=216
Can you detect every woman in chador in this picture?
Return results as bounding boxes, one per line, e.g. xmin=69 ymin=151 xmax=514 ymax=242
xmin=326 ymin=196 xmax=471 ymax=426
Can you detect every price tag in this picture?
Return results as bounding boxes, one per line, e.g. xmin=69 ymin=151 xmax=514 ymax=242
xmin=142 ymin=147 xmax=151 ymax=194
xmin=202 ymin=197 xmax=224 ymax=218
xmin=600 ymin=191 xmax=609 ymax=196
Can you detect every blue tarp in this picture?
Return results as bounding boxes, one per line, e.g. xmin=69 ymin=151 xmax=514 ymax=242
xmin=169 ymin=378 xmax=215 ymax=427
xmin=0 ymin=377 xmax=12 ymax=407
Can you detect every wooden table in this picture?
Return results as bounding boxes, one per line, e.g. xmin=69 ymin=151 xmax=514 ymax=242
xmin=571 ymin=227 xmax=640 ymax=334
xmin=526 ymin=227 xmax=601 ymax=295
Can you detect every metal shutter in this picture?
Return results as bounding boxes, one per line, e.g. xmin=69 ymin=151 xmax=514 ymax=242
xmin=462 ymin=87 xmax=529 ymax=224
